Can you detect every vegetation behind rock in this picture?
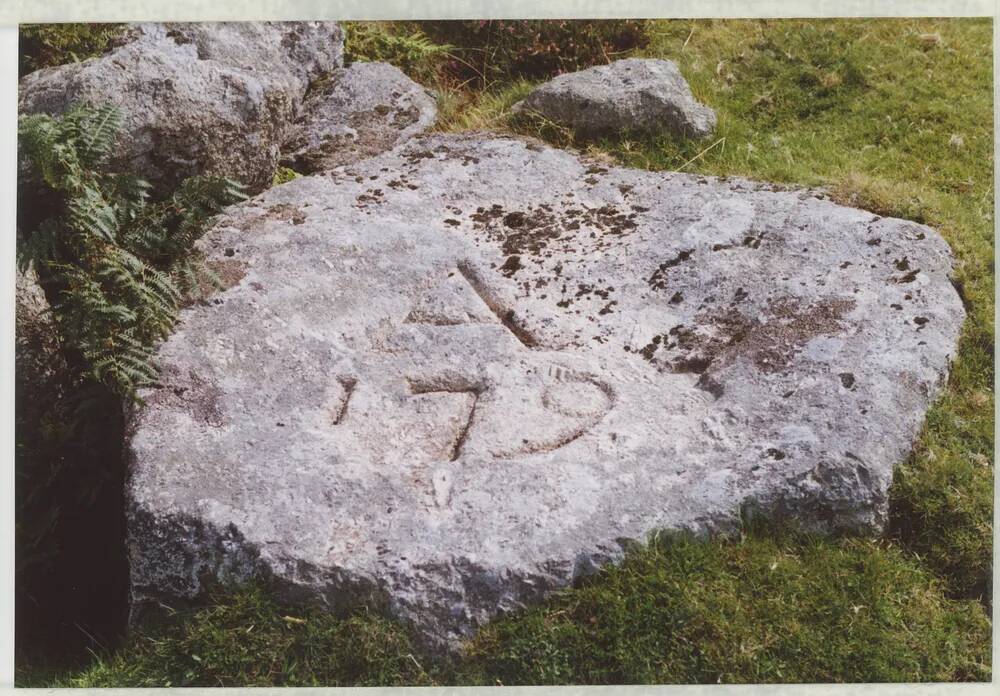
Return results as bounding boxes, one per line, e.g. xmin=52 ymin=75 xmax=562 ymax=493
xmin=19 ymin=23 xmax=126 ymax=77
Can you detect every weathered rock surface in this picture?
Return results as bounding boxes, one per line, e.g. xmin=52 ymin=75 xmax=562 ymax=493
xmin=127 ymin=133 xmax=964 ymax=650
xmin=16 ymin=265 xmax=67 ymax=402
xmin=282 ymin=61 xmax=437 ymax=173
xmin=18 ymin=22 xmax=344 ymax=192
xmin=514 ymin=58 xmax=716 ymax=138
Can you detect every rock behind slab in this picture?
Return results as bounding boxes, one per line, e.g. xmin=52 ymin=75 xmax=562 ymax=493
xmin=126 ymin=133 xmax=963 ymax=651
xmin=515 ymin=58 xmax=716 ymax=138
xmin=282 ymin=61 xmax=437 ymax=173
xmin=16 ymin=265 xmax=67 ymax=404
xmin=18 ymin=22 xmax=344 ymax=192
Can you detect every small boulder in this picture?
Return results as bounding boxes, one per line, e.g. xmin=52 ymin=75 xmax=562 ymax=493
xmin=281 ymin=61 xmax=437 ymax=174
xmin=514 ymin=58 xmax=716 ymax=138
xmin=18 ymin=22 xmax=344 ymax=193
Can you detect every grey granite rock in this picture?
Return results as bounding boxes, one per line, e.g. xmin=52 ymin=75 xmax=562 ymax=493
xmin=514 ymin=58 xmax=716 ymax=138
xmin=16 ymin=265 xmax=67 ymax=402
xmin=18 ymin=22 xmax=344 ymax=192
xmin=282 ymin=61 xmax=437 ymax=174
xmin=126 ymin=133 xmax=964 ymax=651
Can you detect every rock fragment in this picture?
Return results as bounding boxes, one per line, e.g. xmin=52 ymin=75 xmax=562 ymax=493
xmin=514 ymin=58 xmax=716 ymax=138
xmin=16 ymin=265 xmax=67 ymax=404
xmin=282 ymin=61 xmax=437 ymax=173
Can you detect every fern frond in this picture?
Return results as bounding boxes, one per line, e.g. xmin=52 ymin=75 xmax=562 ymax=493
xmin=17 ymin=218 xmax=62 ymax=272
xmin=66 ymin=185 xmax=118 ymax=244
xmin=18 ymin=100 xmax=245 ymax=399
xmin=72 ymin=102 xmax=122 ymax=168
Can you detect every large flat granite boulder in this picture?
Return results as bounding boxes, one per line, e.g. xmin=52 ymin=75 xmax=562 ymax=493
xmin=19 ymin=22 xmax=344 ymax=192
xmin=126 ymin=133 xmax=964 ymax=650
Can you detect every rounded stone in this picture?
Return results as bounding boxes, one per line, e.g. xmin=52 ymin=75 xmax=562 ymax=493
xmin=514 ymin=58 xmax=717 ymax=138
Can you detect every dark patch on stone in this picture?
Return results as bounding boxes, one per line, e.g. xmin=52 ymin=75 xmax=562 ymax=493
xmin=673 ymin=355 xmax=713 ymax=373
xmin=196 ymin=259 xmax=247 ymax=300
xmin=695 ymin=373 xmax=725 ymax=398
xmin=503 ymin=212 xmax=526 ymax=228
xmin=404 ymin=150 xmax=435 ymax=166
xmin=648 ymin=249 xmax=694 ymax=291
xmin=255 ymin=203 xmax=307 ymax=225
xmin=892 ymin=269 xmax=920 ymax=284
xmin=839 ymin=372 xmax=856 ymax=389
xmin=467 ymin=202 xmax=638 ymax=259
xmin=637 ymin=337 xmax=662 ymax=361
xmin=166 ymin=28 xmax=194 ymax=45
xmin=647 ymin=296 xmax=856 ymax=378
xmin=500 ymin=255 xmax=523 ymax=277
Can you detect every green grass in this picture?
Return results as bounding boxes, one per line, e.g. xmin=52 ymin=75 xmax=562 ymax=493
xmin=21 ymin=18 xmax=993 ymax=686
xmin=458 ymin=532 xmax=991 ymax=684
xmin=45 ymin=532 xmax=990 ymax=686
xmin=271 ymin=166 xmax=301 ymax=186
xmin=37 ymin=586 xmax=434 ymax=688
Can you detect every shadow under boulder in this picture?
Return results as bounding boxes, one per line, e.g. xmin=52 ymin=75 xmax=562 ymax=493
xmin=16 ymin=266 xmax=129 ymax=672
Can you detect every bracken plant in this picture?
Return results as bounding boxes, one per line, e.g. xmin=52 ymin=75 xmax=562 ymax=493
xmin=18 ymin=102 xmax=246 ymax=398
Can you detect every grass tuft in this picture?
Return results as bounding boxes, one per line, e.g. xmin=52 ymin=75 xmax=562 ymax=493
xmin=50 ymin=585 xmax=434 ymax=688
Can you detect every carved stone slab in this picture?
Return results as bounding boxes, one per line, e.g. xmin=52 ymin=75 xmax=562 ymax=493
xmin=126 ymin=133 xmax=965 ymax=650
